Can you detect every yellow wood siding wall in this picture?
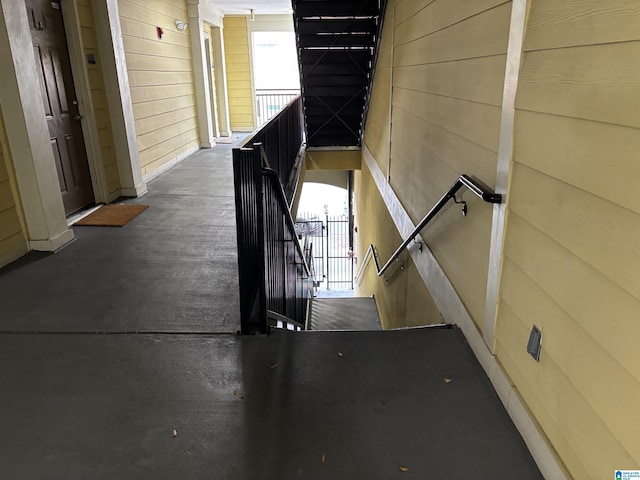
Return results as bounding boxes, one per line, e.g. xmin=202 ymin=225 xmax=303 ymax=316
xmin=118 ymin=0 xmax=199 ymax=175
xmin=223 ymin=16 xmax=255 ymax=130
xmin=362 ymin=0 xmax=393 ymax=175
xmin=77 ymin=0 xmax=120 ymax=195
xmin=0 ymin=112 xmax=27 ymax=266
xmin=362 ymin=0 xmax=512 ymax=331
xmin=494 ymin=1 xmax=640 ymax=478
xmin=355 ymin=159 xmax=442 ymax=329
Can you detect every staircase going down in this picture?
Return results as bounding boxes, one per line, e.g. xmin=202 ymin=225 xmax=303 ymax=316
xmin=292 ymin=0 xmax=387 ymax=147
xmin=309 ymin=296 xmax=381 ymax=330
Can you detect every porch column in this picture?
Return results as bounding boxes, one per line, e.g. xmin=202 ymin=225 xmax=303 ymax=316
xmin=211 ymin=25 xmax=231 ymax=137
xmin=187 ymin=8 xmax=215 ymax=147
xmin=0 ymin=0 xmax=74 ymax=251
xmin=92 ymin=0 xmax=147 ymax=197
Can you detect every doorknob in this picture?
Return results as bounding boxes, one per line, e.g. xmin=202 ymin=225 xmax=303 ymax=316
xmin=74 ymin=114 xmax=83 ymax=121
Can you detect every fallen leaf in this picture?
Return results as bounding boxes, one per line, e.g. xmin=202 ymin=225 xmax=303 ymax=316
xmin=338 ymin=352 xmax=343 ymax=357
xmin=172 ymin=429 xmax=177 ymax=437
xmin=270 ymin=362 xmax=280 ymax=369
xmin=443 ymin=378 xmax=452 ymax=384
xmin=321 ymin=453 xmax=326 ymax=463
xmin=233 ymin=390 xmax=245 ymax=399
xmin=400 ymin=466 xmax=409 ymax=472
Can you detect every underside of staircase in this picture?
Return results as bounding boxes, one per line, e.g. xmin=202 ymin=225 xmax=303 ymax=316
xmin=292 ymin=0 xmax=387 ymax=148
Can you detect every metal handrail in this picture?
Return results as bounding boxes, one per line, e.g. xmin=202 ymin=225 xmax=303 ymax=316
xmin=355 ymin=174 xmax=502 ymax=282
xmin=267 ymin=310 xmax=305 ymax=331
xmin=262 ymin=167 xmax=312 ymax=278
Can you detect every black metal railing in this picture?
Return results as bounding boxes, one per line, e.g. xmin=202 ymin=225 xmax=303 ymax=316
xmin=256 ymin=89 xmax=301 ymax=128
xmin=242 ymin=95 xmax=304 ymax=201
xmin=355 ymin=174 xmax=502 ymax=283
xmin=233 ymin=96 xmax=311 ymax=334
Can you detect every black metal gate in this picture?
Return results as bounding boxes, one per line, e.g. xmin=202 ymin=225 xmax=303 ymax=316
xmin=325 ymin=215 xmax=353 ymax=289
xmin=296 ymin=214 xmax=353 ymax=290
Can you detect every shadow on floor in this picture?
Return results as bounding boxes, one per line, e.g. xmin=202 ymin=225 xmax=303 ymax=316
xmin=0 ymin=143 xmax=543 ymax=479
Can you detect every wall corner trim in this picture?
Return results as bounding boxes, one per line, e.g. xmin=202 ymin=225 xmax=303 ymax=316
xmin=361 ymin=144 xmax=569 ymax=480
xmin=93 ymin=0 xmax=144 ymax=195
xmin=29 ymin=228 xmax=75 ymax=252
xmin=482 ymin=0 xmax=529 ymax=349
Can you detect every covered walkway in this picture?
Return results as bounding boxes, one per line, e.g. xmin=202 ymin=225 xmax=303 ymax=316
xmin=0 ymin=144 xmax=542 ymax=479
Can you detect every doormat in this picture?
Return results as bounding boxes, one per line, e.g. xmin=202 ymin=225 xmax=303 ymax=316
xmin=215 ymin=136 xmax=240 ymax=144
xmin=74 ymin=204 xmax=148 ymax=227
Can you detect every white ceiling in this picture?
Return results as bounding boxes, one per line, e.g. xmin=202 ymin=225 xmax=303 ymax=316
xmin=211 ymin=0 xmax=293 ymax=15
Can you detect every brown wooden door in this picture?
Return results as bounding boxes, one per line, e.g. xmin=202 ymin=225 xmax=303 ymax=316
xmin=27 ymin=0 xmax=94 ymax=215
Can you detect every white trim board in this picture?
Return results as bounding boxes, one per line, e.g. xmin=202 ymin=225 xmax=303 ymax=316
xmin=483 ymin=0 xmax=527 ymax=349
xmin=361 ymin=145 xmax=569 ymax=480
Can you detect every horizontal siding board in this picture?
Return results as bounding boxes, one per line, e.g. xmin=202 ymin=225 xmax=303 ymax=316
xmin=514 ymin=110 xmax=640 ymax=214
xmin=123 ymin=0 xmax=188 ymax=21
xmin=141 ymin=138 xmax=199 ymax=174
xmin=501 ymin=256 xmax=639 ymax=384
xmin=391 ymin=108 xmax=497 ymax=187
xmin=0 ymin=231 xmax=26 ymax=258
xmin=393 ymin=55 xmax=506 ymax=106
xmin=524 ymin=0 xmax=640 ymax=51
xmin=224 ymin=15 xmax=254 ymax=130
xmin=395 ymin=0 xmax=509 ymax=47
xmin=503 ymin=212 xmax=640 ymax=396
xmin=501 ymin=259 xmax=640 ymax=452
xmin=125 ymin=53 xmax=192 ymax=72
xmin=135 ymin=106 xmax=196 ymax=135
xmin=495 ymin=302 xmax=633 ymax=480
xmin=0 ymin=207 xmax=21 ymax=241
xmin=393 ymin=3 xmax=511 ymax=66
xmin=503 ymin=266 xmax=640 ymax=458
xmin=122 ymin=35 xmax=191 ymax=59
xmin=128 ymin=70 xmax=194 ymax=87
xmin=0 ymin=155 xmax=9 ymax=183
xmin=394 ymin=0 xmax=435 ymax=25
xmin=516 ymin=42 xmax=640 ymax=128
xmin=93 ymin=109 xmax=110 ymax=130
xmin=509 ymin=163 xmax=640 ymax=301
xmin=119 ymin=1 xmax=188 ymax=30
xmin=120 ymin=18 xmax=190 ymax=48
xmin=80 ymin=26 xmax=96 ymax=49
xmin=133 ymin=95 xmax=195 ymax=119
xmin=393 ymin=88 xmax=502 ymax=153
xmin=130 ymin=83 xmax=195 ymax=104
xmin=139 ymin=129 xmax=198 ymax=168
xmin=0 ymin=180 xmax=15 ymax=212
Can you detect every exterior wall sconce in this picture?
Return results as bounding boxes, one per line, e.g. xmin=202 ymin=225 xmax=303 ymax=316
xmin=176 ymin=20 xmax=188 ymax=31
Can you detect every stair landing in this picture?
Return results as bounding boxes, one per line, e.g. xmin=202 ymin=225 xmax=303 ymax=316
xmin=0 ymin=327 xmax=543 ymax=479
xmin=310 ymin=296 xmax=381 ymax=330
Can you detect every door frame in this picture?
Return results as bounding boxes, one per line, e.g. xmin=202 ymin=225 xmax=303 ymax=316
xmin=60 ymin=0 xmax=110 ymax=205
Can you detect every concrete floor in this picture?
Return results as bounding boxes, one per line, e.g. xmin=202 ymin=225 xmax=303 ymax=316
xmin=0 ymin=143 xmax=543 ymax=479
xmin=0 ymin=146 xmax=240 ymax=333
